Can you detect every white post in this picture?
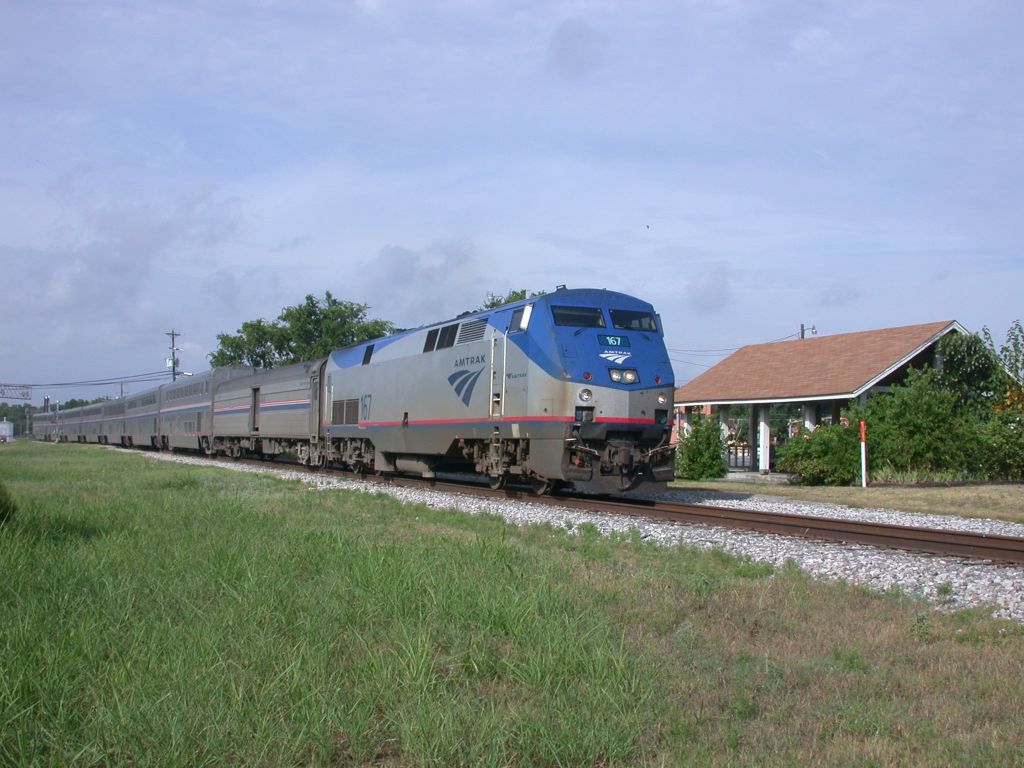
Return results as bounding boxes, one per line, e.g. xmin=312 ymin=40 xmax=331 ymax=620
xmin=802 ymin=403 xmax=817 ymax=432
xmin=758 ymin=406 xmax=771 ymax=474
xmin=859 ymin=420 xmax=868 ymax=488
xmin=747 ymin=404 xmax=757 ymax=470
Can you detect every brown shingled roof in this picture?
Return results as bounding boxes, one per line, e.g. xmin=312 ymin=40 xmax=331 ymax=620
xmin=676 ymin=321 xmax=960 ymax=405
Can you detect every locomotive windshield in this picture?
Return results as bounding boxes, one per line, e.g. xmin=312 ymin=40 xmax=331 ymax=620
xmin=551 ymin=306 xmax=606 ymax=328
xmin=610 ymin=309 xmax=658 ymax=332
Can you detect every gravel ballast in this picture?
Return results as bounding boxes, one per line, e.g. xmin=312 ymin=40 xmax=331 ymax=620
xmin=145 ymin=451 xmax=1024 ymax=625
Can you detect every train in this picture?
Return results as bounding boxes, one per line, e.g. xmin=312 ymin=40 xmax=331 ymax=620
xmin=33 ymin=287 xmax=676 ymax=493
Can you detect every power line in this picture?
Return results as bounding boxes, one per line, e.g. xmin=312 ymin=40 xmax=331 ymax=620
xmin=669 ymin=357 xmax=716 ymax=368
xmin=667 ymin=331 xmax=801 ymax=356
xmin=6 ymin=371 xmax=173 ymax=389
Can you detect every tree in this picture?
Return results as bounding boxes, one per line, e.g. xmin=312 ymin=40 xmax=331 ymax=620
xmin=476 ymin=289 xmax=545 ymax=311
xmin=938 ymin=332 xmax=1002 ymax=414
xmin=983 ymin=319 xmax=1024 ymax=411
xmin=209 ymin=293 xmax=396 ymax=369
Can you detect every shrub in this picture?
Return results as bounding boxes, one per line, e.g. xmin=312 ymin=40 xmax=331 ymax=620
xmin=777 ymin=422 xmax=861 ymax=485
xmin=675 ymin=415 xmax=727 ymax=480
xmin=979 ymin=410 xmax=1024 ymax=481
xmin=0 ymin=480 xmax=15 ymax=524
xmin=863 ymin=368 xmax=975 ymax=477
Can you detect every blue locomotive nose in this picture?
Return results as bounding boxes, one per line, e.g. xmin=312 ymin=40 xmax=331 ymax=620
xmin=546 ymin=304 xmax=673 ymax=390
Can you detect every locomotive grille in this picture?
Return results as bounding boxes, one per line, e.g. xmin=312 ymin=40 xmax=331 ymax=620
xmin=333 ymin=398 xmax=360 ymax=425
xmin=457 ymin=318 xmax=488 ymax=345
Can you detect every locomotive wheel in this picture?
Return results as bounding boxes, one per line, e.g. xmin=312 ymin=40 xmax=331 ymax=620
xmin=529 ymin=477 xmax=553 ymax=496
xmin=487 ymin=474 xmax=506 ymax=490
xmin=620 ymin=474 xmax=643 ymax=492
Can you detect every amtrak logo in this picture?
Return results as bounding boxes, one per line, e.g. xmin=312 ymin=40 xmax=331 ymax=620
xmin=448 ymin=367 xmax=484 ymax=406
xmin=599 ymin=351 xmax=632 ymax=365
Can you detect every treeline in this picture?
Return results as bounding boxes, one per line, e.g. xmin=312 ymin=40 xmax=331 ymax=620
xmin=0 ymin=403 xmax=30 ymax=437
xmin=209 ymin=288 xmax=541 ymax=369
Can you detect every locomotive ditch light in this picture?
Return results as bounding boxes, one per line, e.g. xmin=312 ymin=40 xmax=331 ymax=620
xmin=579 ymin=388 xmax=593 ymax=402
xmin=657 ymin=392 xmax=668 ymax=405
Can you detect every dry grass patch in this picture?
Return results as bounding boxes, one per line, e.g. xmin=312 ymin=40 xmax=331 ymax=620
xmin=672 ymin=479 xmax=1024 ymax=523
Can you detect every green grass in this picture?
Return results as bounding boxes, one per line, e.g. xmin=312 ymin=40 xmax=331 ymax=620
xmin=2 ymin=441 xmax=1024 ymax=766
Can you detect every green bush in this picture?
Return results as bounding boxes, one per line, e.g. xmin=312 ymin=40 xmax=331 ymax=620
xmin=777 ymin=422 xmax=861 ymax=485
xmin=863 ymin=368 xmax=978 ymax=478
xmin=675 ymin=415 xmax=727 ymax=480
xmin=0 ymin=480 xmax=16 ymax=524
xmin=979 ymin=410 xmax=1024 ymax=481
xmin=776 ymin=367 xmax=1022 ymax=485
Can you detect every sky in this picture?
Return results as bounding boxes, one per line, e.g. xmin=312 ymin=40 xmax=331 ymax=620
xmin=2 ymin=0 xmax=1022 ymax=404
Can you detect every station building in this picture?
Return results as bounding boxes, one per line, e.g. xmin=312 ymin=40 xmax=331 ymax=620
xmin=673 ymin=320 xmax=966 ymax=474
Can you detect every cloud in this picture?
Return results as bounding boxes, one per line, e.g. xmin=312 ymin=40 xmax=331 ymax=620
xmin=817 ymin=282 xmax=862 ymax=308
xmin=546 ymin=19 xmax=604 ymax=79
xmin=353 ymin=239 xmax=489 ymax=328
xmin=686 ymin=262 xmax=733 ymax=312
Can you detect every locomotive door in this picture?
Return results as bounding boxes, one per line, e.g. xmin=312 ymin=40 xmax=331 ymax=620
xmin=309 ymin=374 xmax=320 ymax=438
xmin=490 ymin=331 xmax=506 ymax=419
xmin=250 ymin=387 xmax=260 ymax=433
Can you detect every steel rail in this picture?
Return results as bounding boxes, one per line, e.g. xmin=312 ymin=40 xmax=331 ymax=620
xmin=348 ymin=471 xmax=1024 ymax=565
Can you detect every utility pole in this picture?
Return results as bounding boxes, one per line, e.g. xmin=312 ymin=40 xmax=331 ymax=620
xmin=166 ymin=330 xmax=182 ymax=382
xmin=800 ymin=323 xmax=817 ymax=340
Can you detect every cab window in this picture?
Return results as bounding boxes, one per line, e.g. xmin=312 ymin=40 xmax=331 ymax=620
xmin=551 ymin=306 xmax=606 ymax=328
xmin=610 ymin=309 xmax=657 ymax=331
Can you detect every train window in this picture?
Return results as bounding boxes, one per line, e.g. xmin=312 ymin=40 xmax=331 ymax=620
xmin=436 ymin=323 xmax=458 ymax=349
xmin=423 ymin=328 xmax=439 ymax=353
xmin=362 ymin=345 xmax=374 ymax=365
xmin=508 ymin=306 xmax=533 ymax=333
xmin=552 ymin=306 xmax=606 ymax=328
xmin=610 ymin=309 xmax=658 ymax=331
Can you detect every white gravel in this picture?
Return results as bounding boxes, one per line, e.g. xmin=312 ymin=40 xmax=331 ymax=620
xmin=142 ymin=451 xmax=1024 ymax=625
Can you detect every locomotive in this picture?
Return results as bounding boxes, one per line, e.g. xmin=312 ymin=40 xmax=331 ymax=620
xmin=33 ymin=287 xmax=676 ymax=493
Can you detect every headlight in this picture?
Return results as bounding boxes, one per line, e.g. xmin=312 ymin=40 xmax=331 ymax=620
xmin=608 ymin=368 xmax=640 ymax=383
xmin=657 ymin=393 xmax=668 ymax=405
xmin=579 ymin=388 xmax=593 ymax=402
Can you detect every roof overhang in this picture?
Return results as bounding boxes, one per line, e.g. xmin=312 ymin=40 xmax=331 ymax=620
xmin=676 ymin=392 xmax=857 ymax=408
xmin=675 ymin=320 xmax=968 ymax=409
xmin=847 ymin=320 xmax=966 ymax=398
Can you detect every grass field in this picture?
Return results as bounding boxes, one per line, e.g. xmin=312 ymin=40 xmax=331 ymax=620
xmin=672 ymin=477 xmax=1024 ymax=524
xmin=2 ymin=440 xmax=1023 ymax=766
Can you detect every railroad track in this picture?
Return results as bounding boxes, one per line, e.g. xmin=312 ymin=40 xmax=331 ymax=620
xmin=351 ymin=471 xmax=1024 ymax=566
xmin=185 ymin=451 xmax=1024 ymax=566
